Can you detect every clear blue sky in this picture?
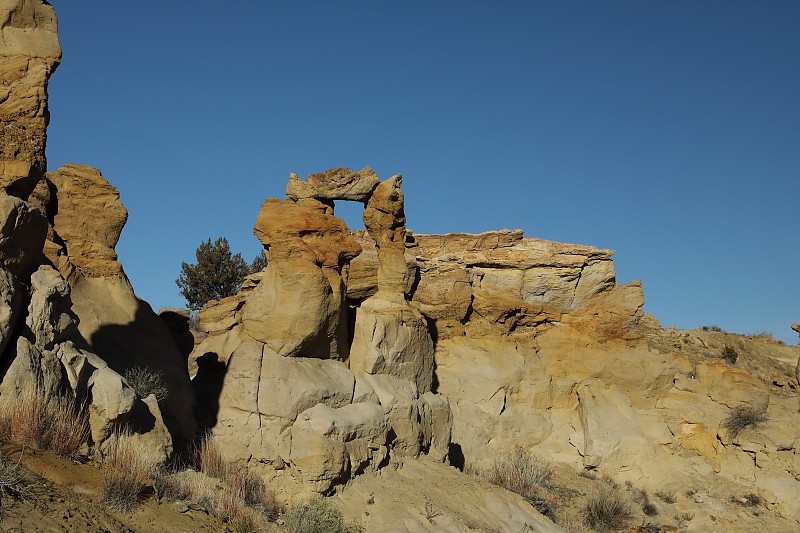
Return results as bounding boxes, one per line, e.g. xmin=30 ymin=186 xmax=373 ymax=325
xmin=46 ymin=1 xmax=799 ymax=343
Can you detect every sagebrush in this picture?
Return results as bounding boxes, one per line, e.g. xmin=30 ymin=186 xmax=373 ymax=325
xmin=484 ymin=447 xmax=555 ymax=519
xmin=284 ymin=497 xmax=363 ymax=533
xmin=585 ymin=483 xmax=634 ymax=532
xmin=723 ymin=405 xmax=767 ymax=438
xmin=0 ymin=452 xmax=37 ymax=507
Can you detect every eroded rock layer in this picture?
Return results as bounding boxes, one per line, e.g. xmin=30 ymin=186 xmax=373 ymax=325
xmin=192 ymin=168 xmax=451 ymax=494
xmin=0 ymin=0 xmax=60 ymax=197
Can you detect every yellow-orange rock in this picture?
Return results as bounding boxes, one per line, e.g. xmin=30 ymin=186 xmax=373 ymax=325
xmin=0 ymin=0 xmax=61 ymax=194
xmin=244 ymin=198 xmax=361 ymax=358
xmin=45 ymin=164 xmax=127 ymax=279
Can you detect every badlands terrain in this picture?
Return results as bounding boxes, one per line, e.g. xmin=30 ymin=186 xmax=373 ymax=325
xmin=1 ymin=1 xmax=799 ymax=532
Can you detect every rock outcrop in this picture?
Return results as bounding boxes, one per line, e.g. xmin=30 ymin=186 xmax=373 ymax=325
xmin=192 ymin=168 xmax=451 ymax=494
xmin=6 ymin=3 xmax=800 ymax=528
xmin=0 ymin=0 xmax=60 ymax=202
xmin=0 ymin=2 xmax=195 ymax=453
xmin=349 ymin=228 xmax=644 ymax=340
xmin=0 ymin=192 xmax=172 ymax=459
xmin=41 ymin=163 xmax=196 ymax=448
xmin=349 ymin=175 xmax=436 ymax=393
xmin=243 ymin=197 xmax=360 ymax=359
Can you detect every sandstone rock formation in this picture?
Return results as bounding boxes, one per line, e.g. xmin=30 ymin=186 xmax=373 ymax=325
xmin=0 ymin=192 xmax=172 ymax=459
xmin=243 ymin=197 xmax=360 ymax=359
xmin=0 ymin=2 xmax=194 ymax=454
xmin=6 ymin=3 xmax=800 ymax=529
xmin=349 ymin=175 xmax=436 ymax=393
xmin=349 ymin=228 xmax=644 ymax=340
xmin=41 ymin=163 xmax=196 ymax=447
xmin=192 ymin=168 xmax=451 ymax=494
xmin=0 ymin=0 xmax=60 ymax=201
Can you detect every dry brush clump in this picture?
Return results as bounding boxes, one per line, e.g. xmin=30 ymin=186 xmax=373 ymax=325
xmin=190 ymin=435 xmax=280 ymax=524
xmin=196 ymin=433 xmax=228 ymax=479
xmin=0 ymin=452 xmax=38 ymax=511
xmin=283 ymin=496 xmax=363 ymax=533
xmin=480 ymin=447 xmax=556 ymax=519
xmin=654 ymin=490 xmax=676 ymax=504
xmin=722 ymin=404 xmax=767 ymax=438
xmin=584 ymin=482 xmax=634 ymax=532
xmin=0 ymin=384 xmax=88 ymax=458
xmin=720 ymin=345 xmax=738 ymax=365
xmin=99 ymin=430 xmax=163 ymax=513
xmin=152 ymin=469 xmax=193 ymax=502
xmin=123 ymin=366 xmax=169 ymax=402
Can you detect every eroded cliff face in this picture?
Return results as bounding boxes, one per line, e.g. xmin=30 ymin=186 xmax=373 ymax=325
xmin=202 ymin=169 xmax=800 ymax=523
xmin=349 ymin=228 xmax=644 ymax=341
xmin=0 ymin=0 xmax=194 ymax=457
xmin=0 ymin=0 xmax=60 ymax=200
xmin=189 ymin=165 xmax=655 ymax=505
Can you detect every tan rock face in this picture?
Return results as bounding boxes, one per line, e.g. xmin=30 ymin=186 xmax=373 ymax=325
xmin=29 ymin=164 xmax=197 ymax=448
xmin=0 ymin=0 xmax=61 ymax=192
xmin=193 ymin=168 xmax=451 ymax=495
xmin=349 ymin=296 xmax=435 ymax=393
xmin=0 ymin=192 xmax=46 ymax=361
xmin=351 ymin=228 xmax=644 ymax=340
xmin=245 ymin=198 xmax=361 ymax=359
xmin=286 ymin=167 xmax=380 ymax=203
xmin=45 ymin=164 xmax=127 ymax=279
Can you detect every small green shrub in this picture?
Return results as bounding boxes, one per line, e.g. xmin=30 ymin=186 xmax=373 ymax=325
xmin=722 ymin=405 xmax=767 ymax=438
xmin=284 ymin=497 xmax=363 ymax=533
xmin=721 ymin=345 xmax=738 ymax=365
xmin=585 ymin=483 xmax=634 ymax=532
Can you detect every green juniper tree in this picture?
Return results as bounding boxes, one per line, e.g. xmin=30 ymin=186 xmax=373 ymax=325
xmin=249 ymin=250 xmax=268 ymax=273
xmin=176 ymin=237 xmax=250 ymax=312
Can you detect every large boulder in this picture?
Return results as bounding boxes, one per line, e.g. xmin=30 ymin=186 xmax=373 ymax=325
xmin=0 ymin=193 xmax=47 ymax=356
xmin=286 ymin=167 xmax=380 ymax=203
